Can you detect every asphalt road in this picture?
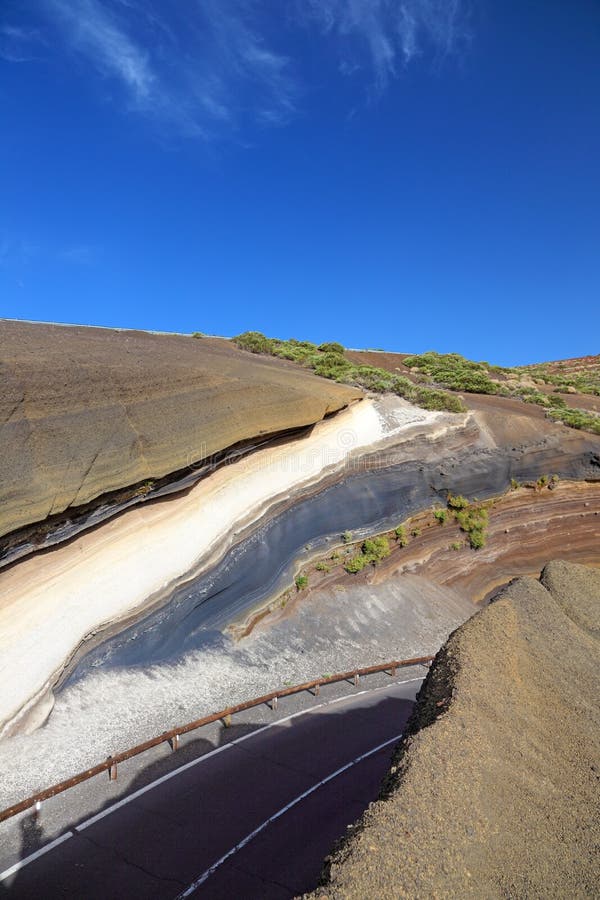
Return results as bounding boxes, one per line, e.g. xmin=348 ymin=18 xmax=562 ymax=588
xmin=0 ymin=680 xmax=420 ymax=899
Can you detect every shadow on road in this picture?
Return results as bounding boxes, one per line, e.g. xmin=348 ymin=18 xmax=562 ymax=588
xmin=2 ymin=692 xmax=416 ymax=898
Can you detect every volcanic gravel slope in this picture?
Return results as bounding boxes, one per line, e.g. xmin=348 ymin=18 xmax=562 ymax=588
xmin=312 ymin=561 xmax=600 ymax=899
xmin=0 ymin=320 xmax=360 ymax=539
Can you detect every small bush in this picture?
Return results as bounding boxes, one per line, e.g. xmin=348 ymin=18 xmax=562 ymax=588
xmin=395 ymin=525 xmax=408 ymax=547
xmin=433 ymin=509 xmax=447 ymax=524
xmin=344 ymin=555 xmax=367 ymax=574
xmin=447 ymin=494 xmax=470 ymax=510
xmin=192 ymin=332 xmax=204 ymax=338
xmin=342 ymin=530 xmax=353 ymax=543
xmin=449 ymin=541 xmax=463 ymax=551
xmin=362 ymin=536 xmax=391 ymax=564
xmin=315 ymin=561 xmax=330 ymax=573
xmin=510 ymin=478 xmax=520 ymax=490
xmin=455 ymin=505 xmax=489 ymax=550
xmin=402 ymin=351 xmax=500 ymax=395
xmin=468 ymin=529 xmax=486 ymax=550
xmin=295 ymin=574 xmax=308 ymax=590
xmin=233 ymin=331 xmax=275 ymax=354
xmin=318 ymin=341 xmax=345 ymax=354
xmin=411 ymin=528 xmax=421 ymax=537
xmin=547 ymin=407 xmax=600 ymax=436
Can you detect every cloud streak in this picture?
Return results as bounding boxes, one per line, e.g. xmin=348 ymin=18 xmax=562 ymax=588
xmin=0 ymin=24 xmax=47 ymax=62
xmin=47 ymin=0 xmax=154 ymax=101
xmin=303 ymin=0 xmax=467 ymax=89
xmin=34 ymin=0 xmax=467 ymax=138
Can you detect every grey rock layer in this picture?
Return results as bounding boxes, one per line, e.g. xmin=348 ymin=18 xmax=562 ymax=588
xmin=0 ymin=320 xmax=360 ymax=539
xmin=313 ymin=561 xmax=600 ymax=899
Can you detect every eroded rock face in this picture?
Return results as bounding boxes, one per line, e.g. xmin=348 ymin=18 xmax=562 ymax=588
xmin=0 ymin=320 xmax=360 ymax=539
xmin=314 ymin=561 xmax=600 ymax=898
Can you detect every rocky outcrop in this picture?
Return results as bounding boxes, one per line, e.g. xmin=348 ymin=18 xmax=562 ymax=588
xmin=314 ymin=561 xmax=600 ymax=898
xmin=0 ymin=320 xmax=360 ymax=540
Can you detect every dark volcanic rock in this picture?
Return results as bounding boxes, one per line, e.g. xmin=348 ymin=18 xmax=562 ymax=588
xmin=313 ymin=561 xmax=600 ymax=898
xmin=0 ymin=320 xmax=360 ymax=539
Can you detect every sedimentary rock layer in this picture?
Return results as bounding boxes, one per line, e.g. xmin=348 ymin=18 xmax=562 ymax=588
xmin=0 ymin=398 xmax=429 ymax=736
xmin=0 ymin=320 xmax=360 ymax=540
xmin=314 ymin=561 xmax=600 ymax=898
xmin=371 ymin=480 xmax=600 ymax=601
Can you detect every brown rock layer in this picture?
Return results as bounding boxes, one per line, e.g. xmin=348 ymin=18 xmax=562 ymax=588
xmin=0 ymin=320 xmax=360 ymax=539
xmin=314 ymin=561 xmax=600 ymax=898
xmin=370 ymin=480 xmax=600 ymax=602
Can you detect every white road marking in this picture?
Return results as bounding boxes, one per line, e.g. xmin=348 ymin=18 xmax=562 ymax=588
xmin=0 ymin=676 xmax=422 ymax=882
xmin=75 ymin=676 xmax=422 ymax=832
xmin=0 ymin=831 xmax=73 ymax=883
xmin=175 ymin=731 xmax=406 ymax=897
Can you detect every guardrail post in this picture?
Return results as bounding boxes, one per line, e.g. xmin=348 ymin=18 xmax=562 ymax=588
xmin=0 ymin=655 xmax=434 ymax=826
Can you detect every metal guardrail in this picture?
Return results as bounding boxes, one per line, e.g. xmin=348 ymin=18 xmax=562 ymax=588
xmin=0 ymin=655 xmax=433 ymax=824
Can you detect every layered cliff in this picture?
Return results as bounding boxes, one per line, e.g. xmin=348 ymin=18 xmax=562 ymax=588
xmin=0 ymin=320 xmax=360 ymax=541
xmin=314 ymin=561 xmax=600 ymax=898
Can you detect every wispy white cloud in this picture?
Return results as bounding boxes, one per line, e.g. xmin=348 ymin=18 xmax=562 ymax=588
xmin=46 ymin=0 xmax=154 ymax=101
xmin=42 ymin=0 xmax=297 ymax=138
xmin=0 ymin=24 xmax=47 ymax=62
xmin=58 ymin=245 xmax=99 ymax=265
xmin=29 ymin=1 xmax=467 ymax=138
xmin=0 ymin=238 xmax=38 ymax=268
xmin=302 ymin=0 xmax=467 ymax=90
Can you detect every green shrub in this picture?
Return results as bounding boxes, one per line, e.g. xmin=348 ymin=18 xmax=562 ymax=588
xmin=318 ymin=342 xmax=345 ymax=354
xmin=236 ymin=332 xmax=466 ymax=414
xmin=455 ymin=505 xmax=489 ymax=550
xmin=433 ymin=509 xmax=447 ymax=524
xmin=342 ymin=530 xmax=353 ymax=543
xmin=233 ymin=331 xmax=275 ymax=354
xmin=362 ymin=536 xmax=391 ymax=564
xmin=295 ymin=574 xmax=308 ymax=590
xmin=344 ymin=535 xmax=391 ymax=572
xmin=547 ymin=395 xmax=567 ymax=409
xmin=344 ymin=555 xmax=367 ymax=574
xmin=510 ymin=478 xmax=520 ymax=490
xmin=449 ymin=541 xmax=463 ymax=551
xmin=315 ymin=561 xmax=330 ymax=573
xmin=411 ymin=528 xmax=421 ymax=537
xmin=192 ymin=332 xmax=204 ymax=338
xmin=395 ymin=525 xmax=408 ymax=546
xmin=313 ymin=353 xmax=353 ymax=379
xmin=468 ymin=529 xmax=486 ymax=549
xmin=402 ymin=351 xmax=500 ymax=395
xmin=447 ymin=494 xmax=470 ymax=510
xmin=547 ymin=407 xmax=600 ymax=436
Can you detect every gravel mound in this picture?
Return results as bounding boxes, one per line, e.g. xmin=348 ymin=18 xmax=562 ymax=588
xmin=312 ymin=560 xmax=600 ymax=898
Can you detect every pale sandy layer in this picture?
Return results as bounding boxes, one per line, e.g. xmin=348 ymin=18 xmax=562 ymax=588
xmin=0 ymin=398 xmax=448 ymax=735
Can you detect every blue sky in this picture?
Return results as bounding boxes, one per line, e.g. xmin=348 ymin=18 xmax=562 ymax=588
xmin=1 ymin=1 xmax=599 ymax=365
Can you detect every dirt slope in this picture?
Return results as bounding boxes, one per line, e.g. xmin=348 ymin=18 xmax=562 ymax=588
xmin=312 ymin=561 xmax=600 ymax=898
xmin=0 ymin=320 xmax=360 ymax=539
